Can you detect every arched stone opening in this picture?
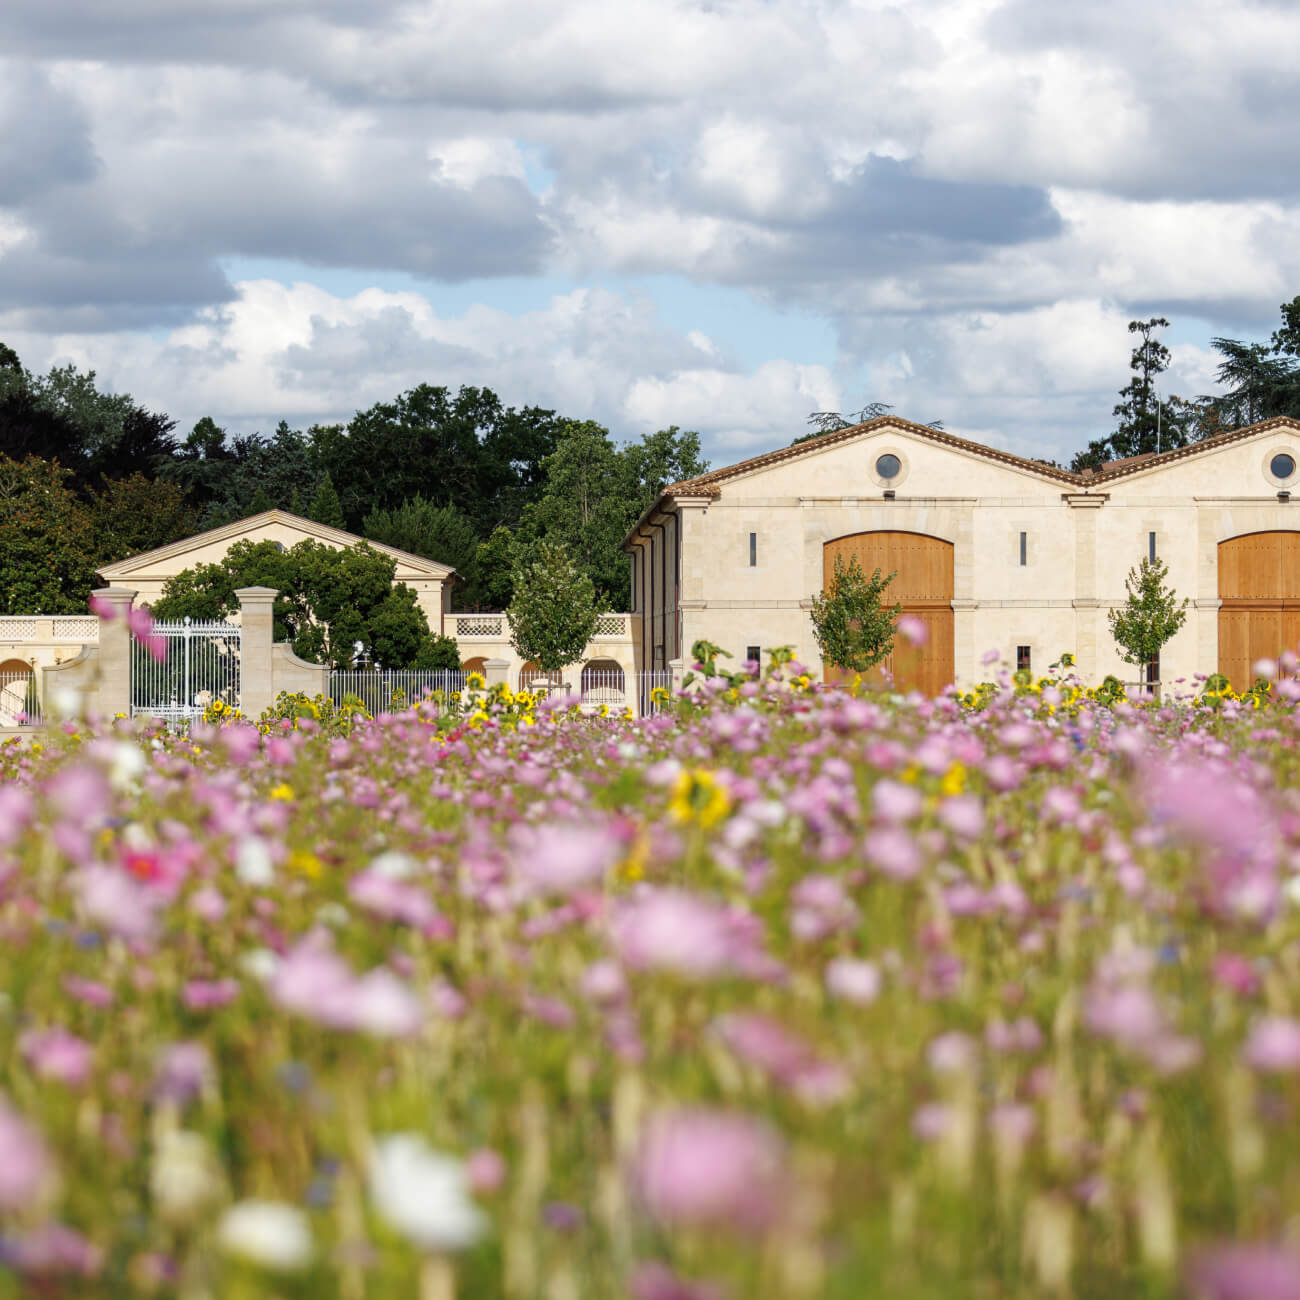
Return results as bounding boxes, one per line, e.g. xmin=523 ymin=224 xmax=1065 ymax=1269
xmin=581 ymin=659 xmax=626 ymax=703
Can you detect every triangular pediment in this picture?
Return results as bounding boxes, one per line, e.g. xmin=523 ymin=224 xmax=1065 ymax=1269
xmin=97 ymin=510 xmax=456 ymax=581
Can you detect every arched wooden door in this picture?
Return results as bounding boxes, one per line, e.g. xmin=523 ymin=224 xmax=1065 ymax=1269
xmin=822 ymin=532 xmax=955 ymax=695
xmin=1218 ymin=532 xmax=1300 ymax=689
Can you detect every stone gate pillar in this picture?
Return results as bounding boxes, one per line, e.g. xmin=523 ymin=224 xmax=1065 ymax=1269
xmin=235 ymin=587 xmax=278 ymax=720
xmin=92 ymin=587 xmax=136 ymax=719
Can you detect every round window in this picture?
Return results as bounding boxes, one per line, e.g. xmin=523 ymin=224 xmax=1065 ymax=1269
xmin=875 ymin=453 xmax=901 ymax=480
xmin=1271 ymin=453 xmax=1295 ymax=480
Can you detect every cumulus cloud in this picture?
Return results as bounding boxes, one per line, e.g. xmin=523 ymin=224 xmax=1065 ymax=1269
xmin=0 ymin=0 xmax=1297 ymax=461
xmin=1 ymin=279 xmax=834 ymax=461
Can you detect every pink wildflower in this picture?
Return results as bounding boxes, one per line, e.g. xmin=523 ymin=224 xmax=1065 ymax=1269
xmin=510 ymin=822 xmax=622 ymax=895
xmin=1243 ymin=1017 xmax=1300 ymax=1072
xmin=632 ymin=1108 xmax=785 ymax=1233
xmin=1185 ymin=1243 xmax=1300 ymax=1300
xmin=897 ymin=615 xmax=928 ymax=646
xmin=0 ymin=1099 xmax=52 ymax=1209
xmin=824 ymin=957 xmax=882 ymax=1004
xmin=465 ymin=1148 xmax=507 ymax=1195
xmin=612 ymin=890 xmax=753 ymax=980
xmin=182 ymin=979 xmax=241 ymax=1011
xmin=19 ymin=1028 xmax=95 ymax=1087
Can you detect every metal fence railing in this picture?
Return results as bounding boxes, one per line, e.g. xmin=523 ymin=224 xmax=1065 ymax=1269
xmin=130 ymin=619 xmax=241 ymax=721
xmin=0 ymin=671 xmax=40 ymax=726
xmin=329 ymin=669 xmax=468 ymax=714
xmin=328 ymin=668 xmax=678 ymax=717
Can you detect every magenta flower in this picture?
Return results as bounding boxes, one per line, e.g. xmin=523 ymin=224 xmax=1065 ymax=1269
xmin=1243 ymin=1017 xmax=1300 ymax=1073
xmin=19 ymin=1028 xmax=95 ymax=1087
xmin=0 ymin=1099 xmax=52 ymax=1209
xmin=465 ymin=1148 xmax=507 ymax=1195
xmin=510 ymin=821 xmax=622 ymax=895
xmin=182 ymin=979 xmax=241 ymax=1011
xmin=630 ymin=1262 xmax=727 ymax=1300
xmin=632 ymin=1108 xmax=786 ymax=1233
xmin=1185 ymin=1243 xmax=1300 ymax=1300
xmin=0 ymin=1223 xmax=103 ymax=1278
xmin=87 ymin=592 xmax=117 ymax=621
xmin=612 ymin=890 xmax=754 ymax=980
xmin=127 ymin=603 xmax=168 ymax=661
xmin=897 ymin=615 xmax=928 ymax=646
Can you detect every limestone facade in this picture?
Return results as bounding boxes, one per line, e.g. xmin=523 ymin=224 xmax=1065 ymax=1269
xmin=95 ymin=509 xmax=456 ymax=631
xmin=623 ymin=414 xmax=1300 ymax=689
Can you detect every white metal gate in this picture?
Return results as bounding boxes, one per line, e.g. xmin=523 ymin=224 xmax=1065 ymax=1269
xmin=130 ymin=618 xmax=241 ymax=721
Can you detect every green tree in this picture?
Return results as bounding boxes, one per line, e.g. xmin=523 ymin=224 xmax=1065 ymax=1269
xmin=311 ymin=385 xmax=563 ymax=533
xmin=809 ymin=555 xmax=900 ymax=673
xmin=1107 ymin=556 xmax=1188 ymax=690
xmin=248 ymin=484 xmax=274 ymax=515
xmin=526 ymin=421 xmax=631 ymax=605
xmin=88 ymin=474 xmax=191 ymax=563
xmin=362 ymin=497 xmax=481 ymax=604
xmin=307 ymin=471 xmax=346 ymax=529
xmin=154 ymin=539 xmax=437 ymax=669
xmin=507 ymin=539 xmax=601 ymax=674
xmin=1072 ymin=318 xmax=1191 ymax=471
xmin=475 ymin=525 xmax=518 ymax=610
xmin=415 ymin=632 xmax=462 ymax=671
xmin=0 ymin=456 xmax=99 ymax=613
xmin=526 ymin=422 xmax=707 ymax=609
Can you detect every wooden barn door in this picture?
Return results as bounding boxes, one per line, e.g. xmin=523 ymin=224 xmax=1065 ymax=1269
xmin=822 ymin=531 xmax=955 ymax=695
xmin=1218 ymin=532 xmax=1300 ymax=689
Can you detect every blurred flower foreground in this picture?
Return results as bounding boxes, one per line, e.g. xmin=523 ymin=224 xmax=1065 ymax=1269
xmin=3 ymin=664 xmax=1300 ymax=1300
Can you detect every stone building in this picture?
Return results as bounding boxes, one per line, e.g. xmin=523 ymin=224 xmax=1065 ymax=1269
xmin=623 ymin=414 xmax=1300 ymax=691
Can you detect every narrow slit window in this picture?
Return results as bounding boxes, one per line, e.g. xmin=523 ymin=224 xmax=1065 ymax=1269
xmin=748 ymin=532 xmax=757 ymax=567
xmin=746 ymin=645 xmax=761 ymax=666
xmin=1016 ymin=645 xmax=1032 ymax=673
xmin=1148 ymin=532 xmax=1157 ymax=564
xmin=1019 ymin=531 xmax=1027 ymax=566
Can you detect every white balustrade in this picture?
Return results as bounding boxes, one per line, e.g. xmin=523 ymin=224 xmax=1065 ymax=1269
xmin=451 ymin=615 xmax=506 ymax=638
xmin=0 ymin=618 xmax=39 ymax=642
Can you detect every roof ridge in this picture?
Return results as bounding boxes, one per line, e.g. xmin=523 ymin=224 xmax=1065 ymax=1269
xmin=98 ymin=508 xmax=455 ymax=578
xmin=662 ymin=415 xmax=1079 ymax=493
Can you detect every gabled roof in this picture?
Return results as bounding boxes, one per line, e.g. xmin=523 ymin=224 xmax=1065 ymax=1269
xmin=1078 ymin=414 xmax=1300 ymax=484
xmin=622 ymin=414 xmax=1300 ymax=548
xmin=660 ymin=415 xmax=1079 ymax=496
xmin=97 ymin=510 xmax=456 ymax=581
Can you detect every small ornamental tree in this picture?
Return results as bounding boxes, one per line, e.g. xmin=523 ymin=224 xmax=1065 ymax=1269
xmin=810 ymin=555 xmax=900 ymax=673
xmin=1108 ymin=556 xmax=1189 ymax=689
xmin=507 ymin=539 xmax=600 ymax=674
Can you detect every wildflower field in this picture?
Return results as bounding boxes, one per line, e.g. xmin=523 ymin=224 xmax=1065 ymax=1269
xmin=3 ymin=663 xmax=1300 ymax=1299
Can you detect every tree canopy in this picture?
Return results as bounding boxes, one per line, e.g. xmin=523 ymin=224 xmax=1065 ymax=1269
xmin=507 ymin=539 xmax=602 ymax=674
xmin=153 ymin=539 xmax=444 ymax=670
xmin=809 ymin=555 xmax=900 ymax=674
xmin=1108 ymin=556 xmax=1189 ymax=687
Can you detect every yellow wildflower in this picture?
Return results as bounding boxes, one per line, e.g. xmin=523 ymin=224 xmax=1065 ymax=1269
xmin=940 ymin=762 xmax=967 ymax=797
xmin=288 ymin=849 xmax=323 ymax=880
xmin=269 ymin=783 xmax=295 ymax=802
xmin=668 ymin=769 xmax=731 ymax=828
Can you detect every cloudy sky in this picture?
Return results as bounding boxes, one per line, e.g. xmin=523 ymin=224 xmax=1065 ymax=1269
xmin=2 ymin=0 xmax=1298 ymax=466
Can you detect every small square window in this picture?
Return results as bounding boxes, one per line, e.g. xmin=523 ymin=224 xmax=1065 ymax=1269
xmin=1016 ymin=645 xmax=1031 ymax=673
xmin=746 ymin=645 xmax=761 ymax=665
xmin=1148 ymin=532 xmax=1157 ymax=564
xmin=1019 ymin=531 xmax=1027 ymax=566
xmin=748 ymin=532 xmax=757 ymax=567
